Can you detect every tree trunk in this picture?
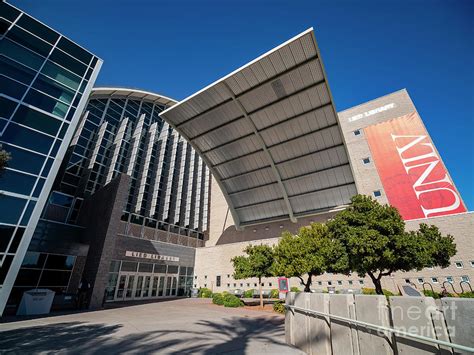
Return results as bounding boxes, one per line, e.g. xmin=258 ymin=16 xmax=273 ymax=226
xmin=368 ymin=272 xmax=383 ymax=295
xmin=259 ymin=277 xmax=263 ymax=308
xmin=304 ymin=274 xmax=313 ymax=292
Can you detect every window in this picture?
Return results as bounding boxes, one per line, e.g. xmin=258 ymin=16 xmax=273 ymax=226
xmin=359 ymin=280 xmax=364 ymax=285
xmin=470 ymin=260 xmax=474 ymax=267
xmin=348 ymin=280 xmax=353 ymax=285
xmin=204 ymin=275 xmax=207 ymax=279
xmin=227 ymin=274 xmax=230 ymax=278
xmin=254 ymin=283 xmax=257 ymax=287
xmin=216 ymin=275 xmax=221 ymax=287
xmin=247 ymin=283 xmax=250 ymax=287
xmin=461 ymin=275 xmax=470 ymax=283
xmin=227 ymin=283 xmax=230 ymax=287
xmin=373 ymin=190 xmax=382 ymax=197
xmin=362 ymin=157 xmax=370 ymax=165
xmin=431 ymin=277 xmax=439 ymax=283
xmin=268 ymin=283 xmax=272 ymax=287
xmin=204 ymin=284 xmax=207 ymax=288
xmin=194 ymin=275 xmax=197 ymax=279
xmin=337 ymin=280 xmax=342 ymax=285
xmin=233 ymin=283 xmax=236 ymax=287
xmin=446 ymin=276 xmax=453 ymax=284
xmin=12 ymin=105 xmax=62 ymax=136
xmin=405 ymin=279 xmax=410 ymax=284
xmin=417 ymin=278 xmax=424 ymax=284
xmin=327 ymin=281 xmax=332 ymax=286
xmin=317 ymin=281 xmax=322 ymax=286
xmin=455 ymin=261 xmax=463 ymax=268
xmin=353 ymin=129 xmax=361 ymax=136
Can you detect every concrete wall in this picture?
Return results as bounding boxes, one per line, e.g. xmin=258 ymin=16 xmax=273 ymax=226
xmin=285 ymin=293 xmax=474 ymax=354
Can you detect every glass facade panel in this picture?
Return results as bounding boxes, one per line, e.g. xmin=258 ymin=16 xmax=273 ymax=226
xmin=0 ymin=55 xmax=36 ymax=85
xmin=6 ymin=25 xmax=52 ymax=57
xmin=24 ymin=89 xmax=69 ymax=118
xmin=0 ymin=75 xmax=28 ymax=99
xmin=49 ymin=49 xmax=87 ymax=77
xmin=0 ymin=169 xmax=37 ymax=195
xmin=1 ymin=122 xmax=54 ymax=154
xmin=11 ymin=105 xmax=62 ymax=135
xmin=41 ymin=61 xmax=81 ymax=90
xmin=21 ymin=252 xmax=47 ymax=268
xmin=16 ymin=14 xmax=59 ymax=44
xmin=0 ymin=38 xmax=45 ymax=70
xmin=0 ymin=96 xmax=18 ymax=119
xmin=57 ymin=37 xmax=92 ymax=65
xmin=0 ymin=195 xmax=27 ymax=225
xmin=44 ymin=254 xmax=75 ymax=270
xmin=33 ymin=74 xmax=75 ymax=104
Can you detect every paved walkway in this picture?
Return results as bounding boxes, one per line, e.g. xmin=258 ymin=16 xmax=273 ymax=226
xmin=0 ymin=298 xmax=303 ymax=354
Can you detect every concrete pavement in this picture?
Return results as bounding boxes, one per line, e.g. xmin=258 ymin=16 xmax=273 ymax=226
xmin=0 ymin=298 xmax=304 ymax=354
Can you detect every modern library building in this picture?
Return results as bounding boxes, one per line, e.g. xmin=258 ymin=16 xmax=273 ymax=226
xmin=0 ymin=2 xmax=472 ymax=315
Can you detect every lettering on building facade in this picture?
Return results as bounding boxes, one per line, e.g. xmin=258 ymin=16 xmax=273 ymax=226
xmin=125 ymin=251 xmax=179 ymax=262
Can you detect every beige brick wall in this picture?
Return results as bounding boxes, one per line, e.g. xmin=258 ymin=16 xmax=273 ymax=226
xmin=196 ymin=211 xmax=473 ymax=294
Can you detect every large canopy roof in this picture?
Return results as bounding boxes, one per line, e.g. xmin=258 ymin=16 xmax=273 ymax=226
xmin=160 ymin=28 xmax=356 ymax=228
xmin=91 ymin=87 xmax=177 ymax=106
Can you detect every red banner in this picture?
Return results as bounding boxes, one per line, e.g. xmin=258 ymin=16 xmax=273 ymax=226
xmin=365 ymin=112 xmax=466 ymax=220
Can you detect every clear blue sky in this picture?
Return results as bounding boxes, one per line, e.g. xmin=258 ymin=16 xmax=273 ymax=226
xmin=12 ymin=0 xmax=474 ymax=209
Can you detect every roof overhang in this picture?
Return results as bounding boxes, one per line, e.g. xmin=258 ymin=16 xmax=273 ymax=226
xmin=160 ymin=28 xmax=356 ymax=228
xmin=91 ymin=87 xmax=177 ymax=106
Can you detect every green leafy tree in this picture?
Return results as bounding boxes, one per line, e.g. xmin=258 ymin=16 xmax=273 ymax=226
xmin=327 ymin=194 xmax=457 ymax=295
xmin=231 ymin=244 xmax=274 ymax=308
xmin=273 ymin=223 xmax=348 ymax=292
xmin=0 ymin=144 xmax=11 ymax=176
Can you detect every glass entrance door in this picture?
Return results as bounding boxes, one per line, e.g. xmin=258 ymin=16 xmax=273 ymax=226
xmin=115 ymin=273 xmax=136 ymax=301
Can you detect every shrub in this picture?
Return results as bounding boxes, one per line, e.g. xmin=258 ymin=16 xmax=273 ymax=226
xmin=270 ymin=289 xmax=279 ymax=298
xmin=290 ymin=286 xmax=301 ymax=293
xmin=198 ymin=287 xmax=213 ymax=298
xmin=212 ymin=293 xmax=224 ymax=305
xmin=362 ymin=288 xmax=396 ymax=297
xmin=273 ymin=301 xmax=285 ymax=314
xmin=223 ymin=294 xmax=243 ymax=307
xmin=243 ymin=289 xmax=254 ymax=298
xmin=459 ymin=292 xmax=474 ymax=298
xmin=422 ymin=290 xmax=453 ymax=299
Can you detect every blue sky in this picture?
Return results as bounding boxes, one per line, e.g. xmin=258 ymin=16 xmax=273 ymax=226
xmin=12 ymin=0 xmax=474 ymax=209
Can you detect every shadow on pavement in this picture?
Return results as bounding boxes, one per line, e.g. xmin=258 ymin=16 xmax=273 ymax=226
xmin=0 ymin=316 xmax=289 ymax=354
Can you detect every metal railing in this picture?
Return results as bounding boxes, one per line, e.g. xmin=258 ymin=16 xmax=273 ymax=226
xmin=286 ymin=304 xmax=474 ymax=353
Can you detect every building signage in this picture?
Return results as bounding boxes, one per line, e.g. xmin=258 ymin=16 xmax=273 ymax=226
xmin=125 ymin=251 xmax=179 ymax=262
xmin=365 ymin=112 xmax=466 ymax=220
xmin=348 ymin=103 xmax=395 ymax=122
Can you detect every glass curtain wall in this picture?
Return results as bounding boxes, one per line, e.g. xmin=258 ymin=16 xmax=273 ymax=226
xmin=0 ymin=2 xmax=102 ymax=315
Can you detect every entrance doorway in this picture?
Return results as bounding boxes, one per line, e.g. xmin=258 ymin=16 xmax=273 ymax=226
xmin=114 ymin=272 xmax=177 ymax=301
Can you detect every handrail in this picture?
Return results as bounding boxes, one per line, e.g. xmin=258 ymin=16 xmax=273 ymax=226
xmin=286 ymin=304 xmax=474 ymax=353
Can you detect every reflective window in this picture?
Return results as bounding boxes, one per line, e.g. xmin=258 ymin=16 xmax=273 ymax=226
xmin=49 ymin=49 xmax=87 ymax=77
xmin=121 ymin=261 xmax=137 ymax=272
xmin=32 ymin=74 xmax=75 ymax=104
xmin=1 ymin=122 xmax=54 ymax=154
xmin=0 ymin=194 xmax=27 ymax=224
xmin=15 ymin=269 xmax=41 ymax=286
xmin=44 ymin=254 xmax=75 ymax=270
xmin=0 ymin=96 xmax=18 ymax=120
xmin=0 ymin=169 xmax=37 ymax=195
xmin=41 ymin=61 xmax=81 ymax=90
xmin=21 ymin=252 xmax=47 ymax=268
xmin=0 ymin=225 xmax=15 ymax=253
xmin=0 ymin=38 xmax=44 ymax=70
xmin=11 ymin=105 xmax=62 ymax=136
xmin=20 ymin=201 xmax=36 ymax=225
xmin=39 ymin=270 xmax=71 ymax=286
xmin=16 ymin=14 xmax=59 ymax=44
xmin=24 ymin=89 xmax=69 ymax=118
xmin=0 ymin=75 xmax=28 ymax=99
xmin=6 ymin=25 xmax=52 ymax=57
xmin=0 ymin=2 xmax=21 ymax=22
xmin=0 ymin=55 xmax=35 ymax=85
xmin=57 ymin=37 xmax=92 ymax=65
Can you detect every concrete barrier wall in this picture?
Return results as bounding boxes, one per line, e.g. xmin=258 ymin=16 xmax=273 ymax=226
xmin=285 ymin=293 xmax=474 ymax=355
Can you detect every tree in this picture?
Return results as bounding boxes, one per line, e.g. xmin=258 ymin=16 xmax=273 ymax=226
xmin=231 ymin=244 xmax=274 ymax=308
xmin=327 ymin=194 xmax=457 ymax=295
xmin=0 ymin=144 xmax=10 ymax=176
xmin=273 ymin=223 xmax=348 ymax=292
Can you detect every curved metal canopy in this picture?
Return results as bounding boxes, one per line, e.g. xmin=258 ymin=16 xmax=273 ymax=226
xmin=160 ymin=28 xmax=356 ymax=228
xmin=91 ymin=87 xmax=177 ymax=106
